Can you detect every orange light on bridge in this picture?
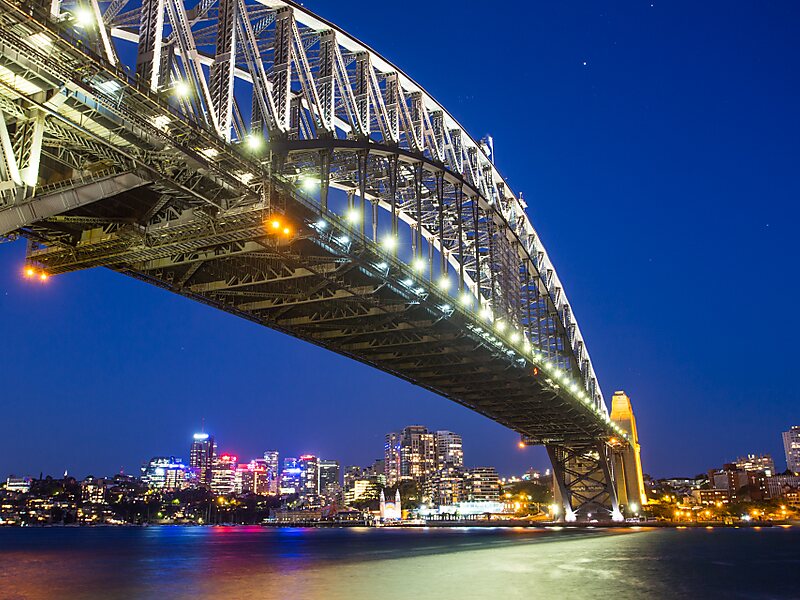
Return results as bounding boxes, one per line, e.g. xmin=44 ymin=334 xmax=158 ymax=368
xmin=282 ymin=227 xmax=291 ymax=235
xmin=39 ymin=272 xmax=49 ymax=281
xmin=24 ymin=267 xmax=35 ymax=278
xmin=270 ymin=219 xmax=281 ymax=230
xmin=518 ymin=441 xmax=526 ymax=449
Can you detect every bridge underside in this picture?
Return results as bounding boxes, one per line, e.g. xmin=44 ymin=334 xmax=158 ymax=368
xmin=0 ymin=0 xmax=637 ymax=520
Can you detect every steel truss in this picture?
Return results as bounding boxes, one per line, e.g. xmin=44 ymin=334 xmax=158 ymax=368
xmin=0 ymin=0 xmax=631 ymax=518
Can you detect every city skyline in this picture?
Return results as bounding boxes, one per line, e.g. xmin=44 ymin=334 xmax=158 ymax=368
xmin=2 ymin=0 xmax=799 ymax=481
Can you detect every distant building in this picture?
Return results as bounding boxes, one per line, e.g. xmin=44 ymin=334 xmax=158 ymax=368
xmin=464 ymin=467 xmax=500 ymax=502
xmin=693 ymin=488 xmax=730 ymax=505
xmin=263 ymin=451 xmax=280 ymax=494
xmin=767 ymin=474 xmax=800 ymax=499
xmin=281 ymin=458 xmax=301 ymax=495
xmin=318 ymin=459 xmax=340 ymax=501
xmin=435 ymin=431 xmax=463 ymax=470
xmin=385 ymin=432 xmax=402 ymax=485
xmin=5 ymin=477 xmax=31 ymax=493
xmin=734 ymin=454 xmax=775 ymax=477
xmin=299 ymin=455 xmax=319 ymax=499
xmin=210 ymin=454 xmax=237 ymax=495
xmin=783 ymin=427 xmax=800 ymax=474
xmin=142 ymin=457 xmax=189 ymax=490
xmin=189 ymin=433 xmax=216 ymax=485
xmin=81 ymin=476 xmax=106 ymax=504
xmin=344 ymin=479 xmax=378 ymax=505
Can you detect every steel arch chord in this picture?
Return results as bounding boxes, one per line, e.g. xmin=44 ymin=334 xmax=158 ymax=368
xmin=0 ymin=0 xmax=643 ymax=520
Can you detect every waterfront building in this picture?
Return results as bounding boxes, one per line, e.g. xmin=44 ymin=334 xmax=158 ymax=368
xmin=379 ymin=489 xmax=402 ymax=521
xmin=693 ymin=488 xmax=730 ymax=505
xmin=189 ymin=433 xmax=217 ymax=485
xmin=783 ymin=426 xmax=800 ymax=474
xmin=263 ymin=451 xmax=280 ymax=494
xmin=401 ymin=426 xmax=436 ymax=482
xmin=344 ymin=478 xmax=378 ymax=504
xmin=142 ymin=457 xmax=189 ymax=490
xmin=734 ymin=454 xmax=775 ymax=477
xmin=709 ymin=465 xmax=748 ymax=502
xmin=210 ymin=454 xmax=237 ymax=495
xmin=464 ymin=467 xmax=500 ymax=502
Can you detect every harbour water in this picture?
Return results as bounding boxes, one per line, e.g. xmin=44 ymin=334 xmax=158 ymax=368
xmin=0 ymin=525 xmax=797 ymax=599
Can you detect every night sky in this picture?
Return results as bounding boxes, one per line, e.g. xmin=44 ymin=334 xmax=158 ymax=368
xmin=1 ymin=0 xmax=798 ymax=480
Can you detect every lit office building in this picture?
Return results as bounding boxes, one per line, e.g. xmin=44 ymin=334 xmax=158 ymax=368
xmin=734 ymin=454 xmax=775 ymax=477
xmin=299 ymin=455 xmax=319 ymax=498
xmin=264 ymin=451 xmax=280 ymax=494
xmin=281 ymin=458 xmax=301 ymax=494
xmin=344 ymin=465 xmax=363 ymax=493
xmin=464 ymin=467 xmax=500 ymax=502
xmin=210 ymin=454 xmax=237 ymax=495
xmin=189 ymin=433 xmax=217 ymax=485
xmin=318 ymin=459 xmax=341 ymax=501
xmin=142 ymin=457 xmax=189 ymax=490
xmin=783 ymin=426 xmax=800 ymax=474
xmin=387 ymin=426 xmax=436 ymax=483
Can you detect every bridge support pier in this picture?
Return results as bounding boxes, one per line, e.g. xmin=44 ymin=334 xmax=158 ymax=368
xmin=610 ymin=391 xmax=647 ymax=512
xmin=547 ymin=442 xmax=622 ymax=522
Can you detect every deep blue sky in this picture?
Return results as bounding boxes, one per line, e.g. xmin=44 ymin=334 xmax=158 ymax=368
xmin=2 ymin=0 xmax=798 ymax=479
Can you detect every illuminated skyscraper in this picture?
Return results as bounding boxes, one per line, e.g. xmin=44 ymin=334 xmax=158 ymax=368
xmin=210 ymin=454 xmax=237 ymax=495
xmin=299 ymin=455 xmax=319 ymax=498
xmin=318 ymin=459 xmax=341 ymax=501
xmin=263 ymin=451 xmax=280 ymax=494
xmin=385 ymin=432 xmax=402 ymax=485
xmin=281 ymin=457 xmax=301 ymax=494
xmin=784 ymin=427 xmax=800 ymax=474
xmin=189 ymin=433 xmax=216 ymax=485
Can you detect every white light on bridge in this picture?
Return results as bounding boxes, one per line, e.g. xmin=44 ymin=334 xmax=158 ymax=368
xmin=438 ymin=277 xmax=450 ymax=291
xmin=346 ymin=208 xmax=360 ymax=224
xmin=376 ymin=262 xmax=388 ymax=270
xmin=412 ymin=258 xmax=426 ymax=273
xmin=382 ymin=235 xmax=397 ymax=251
xmin=74 ymin=7 xmax=94 ymax=27
xmin=495 ymin=320 xmax=506 ymax=332
xmin=173 ymin=81 xmax=191 ymax=97
xmin=480 ymin=307 xmax=493 ymax=321
xmin=459 ymin=292 xmax=472 ymax=306
xmin=315 ymin=219 xmax=327 ymax=230
xmin=200 ymin=148 xmax=219 ymax=159
xmin=510 ymin=332 xmax=520 ymax=343
xmin=338 ymin=235 xmax=350 ymax=245
xmin=402 ymin=278 xmax=414 ymax=286
xmin=247 ymin=135 xmax=264 ymax=151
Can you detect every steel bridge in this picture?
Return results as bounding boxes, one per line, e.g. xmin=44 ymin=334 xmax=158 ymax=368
xmin=0 ymin=0 xmax=646 ymax=520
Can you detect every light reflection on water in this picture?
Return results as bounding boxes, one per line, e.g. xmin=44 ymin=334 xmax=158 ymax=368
xmin=0 ymin=525 xmax=798 ymax=599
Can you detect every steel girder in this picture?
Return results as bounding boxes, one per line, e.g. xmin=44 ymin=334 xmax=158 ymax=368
xmin=0 ymin=0 xmax=632 ymax=518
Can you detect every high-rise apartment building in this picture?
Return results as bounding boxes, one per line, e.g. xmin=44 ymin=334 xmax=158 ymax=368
xmin=189 ymin=433 xmax=216 ymax=485
xmin=399 ymin=426 xmax=436 ymax=482
xmin=783 ymin=427 xmax=800 ymax=474
xmin=435 ymin=431 xmax=463 ymax=470
xmin=385 ymin=432 xmax=402 ymax=485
